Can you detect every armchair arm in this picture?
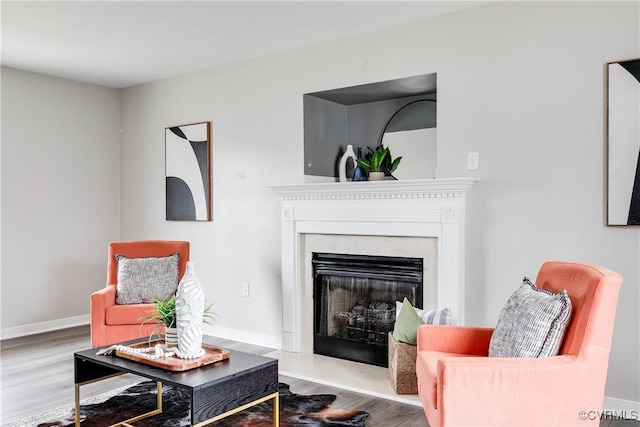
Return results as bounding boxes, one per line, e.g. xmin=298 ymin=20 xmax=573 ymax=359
xmin=417 ymin=324 xmax=494 ymax=355
xmin=90 ymin=284 xmax=116 ymax=325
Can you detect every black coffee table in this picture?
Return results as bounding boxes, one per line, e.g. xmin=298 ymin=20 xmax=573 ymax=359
xmin=74 ymin=336 xmax=279 ymax=426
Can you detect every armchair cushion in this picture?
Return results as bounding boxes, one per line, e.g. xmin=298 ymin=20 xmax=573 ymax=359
xmin=106 ymin=303 xmax=157 ymax=325
xmin=489 ymin=277 xmax=572 ymax=358
xmin=115 ymin=253 xmax=180 ymax=304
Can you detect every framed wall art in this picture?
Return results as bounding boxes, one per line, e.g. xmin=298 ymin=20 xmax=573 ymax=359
xmin=607 ymin=58 xmax=640 ymax=226
xmin=165 ymin=122 xmax=211 ymax=221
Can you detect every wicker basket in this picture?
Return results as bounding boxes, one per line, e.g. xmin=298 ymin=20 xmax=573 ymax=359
xmin=388 ymin=332 xmax=418 ymax=394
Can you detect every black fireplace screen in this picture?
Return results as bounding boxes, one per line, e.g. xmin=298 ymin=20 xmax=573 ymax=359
xmin=313 ymin=252 xmax=423 ymax=367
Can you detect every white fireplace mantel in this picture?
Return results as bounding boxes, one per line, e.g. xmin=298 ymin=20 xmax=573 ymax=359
xmin=270 ymin=178 xmax=477 ymax=352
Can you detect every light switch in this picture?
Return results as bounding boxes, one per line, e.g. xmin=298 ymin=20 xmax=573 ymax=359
xmin=467 ymin=152 xmax=479 ymax=170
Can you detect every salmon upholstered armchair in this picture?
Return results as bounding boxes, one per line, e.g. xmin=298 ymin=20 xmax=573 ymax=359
xmin=90 ymin=240 xmax=190 ymax=348
xmin=416 ymin=261 xmax=623 ymax=427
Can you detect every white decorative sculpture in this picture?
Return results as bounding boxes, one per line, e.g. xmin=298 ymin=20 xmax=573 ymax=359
xmin=176 ymin=262 xmax=205 ymax=357
xmin=338 ymin=144 xmax=357 ymax=182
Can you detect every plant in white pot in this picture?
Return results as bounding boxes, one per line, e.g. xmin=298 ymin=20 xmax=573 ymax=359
xmin=355 ymin=145 xmax=402 ymax=181
xmin=142 ymin=295 xmax=178 ymax=347
xmin=142 ymin=294 xmax=215 ymax=348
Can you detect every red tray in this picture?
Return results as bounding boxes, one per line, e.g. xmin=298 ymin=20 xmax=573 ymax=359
xmin=115 ymin=339 xmax=230 ymax=371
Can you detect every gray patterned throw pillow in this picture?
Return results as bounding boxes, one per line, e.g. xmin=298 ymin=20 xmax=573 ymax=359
xmin=115 ymin=253 xmax=180 ymax=304
xmin=489 ymin=277 xmax=572 ymax=358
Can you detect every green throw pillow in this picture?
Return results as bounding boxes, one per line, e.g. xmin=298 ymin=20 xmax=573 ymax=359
xmin=392 ymin=297 xmax=424 ymax=345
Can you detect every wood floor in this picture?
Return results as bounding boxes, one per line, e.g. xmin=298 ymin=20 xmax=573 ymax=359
xmin=0 ymin=326 xmax=427 ymax=426
xmin=1 ymin=326 xmax=637 ymax=427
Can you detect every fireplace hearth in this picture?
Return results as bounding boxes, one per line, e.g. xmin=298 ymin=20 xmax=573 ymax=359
xmin=313 ymin=253 xmax=423 ymax=366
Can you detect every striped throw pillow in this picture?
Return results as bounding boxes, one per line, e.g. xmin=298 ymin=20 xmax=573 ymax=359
xmin=395 ymin=301 xmax=454 ymax=325
xmin=421 ymin=307 xmax=453 ymax=325
xmin=489 ymin=277 xmax=572 ymax=358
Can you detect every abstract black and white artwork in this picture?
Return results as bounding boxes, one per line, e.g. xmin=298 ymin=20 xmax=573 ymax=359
xmin=165 ymin=122 xmax=211 ymax=221
xmin=607 ymin=59 xmax=640 ymax=226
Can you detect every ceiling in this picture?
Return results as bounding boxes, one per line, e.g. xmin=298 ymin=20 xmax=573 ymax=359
xmin=1 ymin=1 xmax=485 ymax=89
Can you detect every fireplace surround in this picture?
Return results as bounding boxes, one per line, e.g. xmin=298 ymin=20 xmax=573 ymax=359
xmin=271 ymin=178 xmax=477 ymax=353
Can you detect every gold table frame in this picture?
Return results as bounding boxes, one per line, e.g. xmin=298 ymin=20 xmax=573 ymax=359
xmin=75 ymin=373 xmax=279 ymax=427
xmin=75 ymin=374 xmax=162 ymax=427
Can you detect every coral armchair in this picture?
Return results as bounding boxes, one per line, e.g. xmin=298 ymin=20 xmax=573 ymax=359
xmin=90 ymin=240 xmax=190 ymax=348
xmin=416 ymin=261 xmax=622 ymax=427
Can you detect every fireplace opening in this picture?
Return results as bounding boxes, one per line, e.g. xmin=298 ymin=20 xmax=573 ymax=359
xmin=313 ymin=252 xmax=423 ymax=367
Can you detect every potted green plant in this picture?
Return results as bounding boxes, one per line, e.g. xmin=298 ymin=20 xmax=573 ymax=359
xmin=355 ymin=145 xmax=402 ymax=181
xmin=142 ymin=295 xmax=215 ymax=347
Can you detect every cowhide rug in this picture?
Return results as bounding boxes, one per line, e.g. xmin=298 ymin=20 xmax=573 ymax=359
xmin=36 ymin=381 xmax=368 ymax=427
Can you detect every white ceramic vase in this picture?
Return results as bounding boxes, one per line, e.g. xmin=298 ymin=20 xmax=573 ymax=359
xmin=338 ymin=145 xmax=357 ymax=182
xmin=176 ymin=262 xmax=205 ymax=356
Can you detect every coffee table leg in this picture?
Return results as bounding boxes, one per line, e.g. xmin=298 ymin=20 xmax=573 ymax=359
xmin=75 ymin=384 xmax=81 ymax=427
xmin=273 ymin=391 xmax=279 ymax=427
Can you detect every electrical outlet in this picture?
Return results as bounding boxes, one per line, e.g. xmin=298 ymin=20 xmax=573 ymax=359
xmin=242 ymin=282 xmax=250 ymax=297
xmin=467 ymin=152 xmax=479 ymax=170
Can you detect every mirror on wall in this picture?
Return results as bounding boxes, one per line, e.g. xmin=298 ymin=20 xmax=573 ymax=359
xmin=381 ymin=100 xmax=437 ymax=180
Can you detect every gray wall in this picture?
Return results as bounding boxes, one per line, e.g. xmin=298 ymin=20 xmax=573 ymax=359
xmin=303 ymin=96 xmax=347 ymax=177
xmin=1 ymin=1 xmax=638 ymax=407
xmin=1 ymin=67 xmax=120 ymax=333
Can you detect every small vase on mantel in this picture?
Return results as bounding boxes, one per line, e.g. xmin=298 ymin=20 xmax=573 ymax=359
xmin=352 ymin=147 xmax=368 ymax=182
xmin=338 ymin=145 xmax=357 ymax=182
xmin=176 ymin=262 xmax=205 ymax=357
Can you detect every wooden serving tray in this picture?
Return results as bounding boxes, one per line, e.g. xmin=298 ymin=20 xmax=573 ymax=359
xmin=115 ymin=339 xmax=230 ymax=371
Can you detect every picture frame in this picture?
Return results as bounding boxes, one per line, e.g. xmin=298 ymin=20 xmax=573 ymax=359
xmin=606 ymin=58 xmax=640 ymax=226
xmin=165 ymin=122 xmax=211 ymax=221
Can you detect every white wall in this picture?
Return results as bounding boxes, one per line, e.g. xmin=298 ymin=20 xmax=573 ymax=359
xmin=119 ymin=1 xmax=639 ymax=405
xmin=0 ymin=67 xmax=120 ymax=335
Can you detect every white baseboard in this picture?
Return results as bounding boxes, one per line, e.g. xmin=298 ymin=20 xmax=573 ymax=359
xmin=602 ymin=396 xmax=640 ymax=415
xmin=0 ymin=314 xmax=90 ymax=340
xmin=0 ymin=320 xmax=280 ymax=347
xmin=205 ymin=325 xmax=281 ymax=350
